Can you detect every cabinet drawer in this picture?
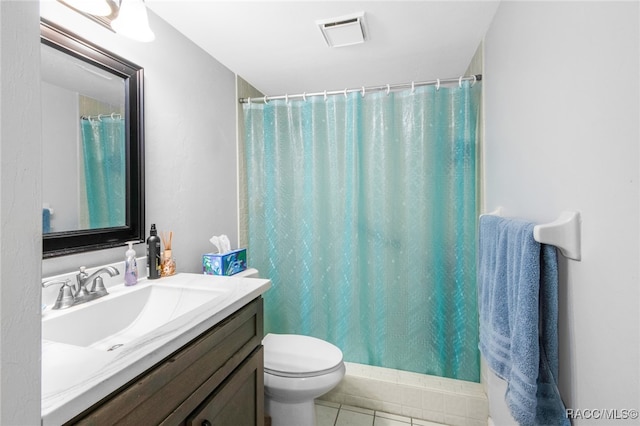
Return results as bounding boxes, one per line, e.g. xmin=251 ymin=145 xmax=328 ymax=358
xmin=186 ymin=346 xmax=264 ymax=426
xmin=69 ymin=297 xmax=263 ymax=425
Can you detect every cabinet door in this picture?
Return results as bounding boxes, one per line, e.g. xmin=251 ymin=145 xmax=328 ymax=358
xmin=187 ymin=346 xmax=264 ymax=426
xmin=68 ymin=298 xmax=263 ymax=426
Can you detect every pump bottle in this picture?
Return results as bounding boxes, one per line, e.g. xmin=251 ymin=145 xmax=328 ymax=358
xmin=124 ymin=241 xmax=138 ymax=286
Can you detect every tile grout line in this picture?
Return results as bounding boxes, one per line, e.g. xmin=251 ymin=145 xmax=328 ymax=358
xmin=321 ymin=402 xmax=435 ymax=426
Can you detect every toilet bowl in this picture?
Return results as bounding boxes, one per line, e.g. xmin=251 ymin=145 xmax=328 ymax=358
xmin=263 ymin=333 xmax=345 ymax=426
xmin=234 ymin=268 xmax=345 ymax=425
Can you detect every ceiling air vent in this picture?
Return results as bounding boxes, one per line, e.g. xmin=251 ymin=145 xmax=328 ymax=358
xmin=317 ymin=12 xmax=367 ymax=48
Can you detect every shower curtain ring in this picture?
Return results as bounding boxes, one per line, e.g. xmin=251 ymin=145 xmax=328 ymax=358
xmin=97 ymin=114 xmax=103 ymax=121
xmin=323 ymin=90 xmax=327 ymax=101
xmin=411 ymin=81 xmax=415 ymax=94
xmin=436 ymin=79 xmax=440 ymax=91
xmin=285 ymin=93 xmax=289 ymax=103
xmin=248 ymin=97 xmax=252 ymax=105
xmin=386 ymin=84 xmax=390 ymax=96
xmin=302 ymin=92 xmax=307 ymax=102
xmin=471 ymin=75 xmax=477 ymax=87
xmin=263 ymin=95 xmax=269 ymax=104
xmin=361 ymin=86 xmax=365 ymax=98
xmin=344 ymin=89 xmax=348 ymax=99
xmin=459 ymin=76 xmax=463 ymax=88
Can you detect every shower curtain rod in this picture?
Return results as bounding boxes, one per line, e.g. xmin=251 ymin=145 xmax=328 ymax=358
xmin=239 ymin=74 xmax=481 ymax=104
xmin=81 ymin=113 xmax=123 ymax=120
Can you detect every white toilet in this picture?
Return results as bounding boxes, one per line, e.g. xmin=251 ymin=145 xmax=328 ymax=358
xmin=235 ymin=269 xmax=345 ymax=426
xmin=263 ymin=333 xmax=345 ymax=425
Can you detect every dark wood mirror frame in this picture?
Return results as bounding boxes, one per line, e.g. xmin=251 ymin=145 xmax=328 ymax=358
xmin=41 ymin=19 xmax=145 ymax=258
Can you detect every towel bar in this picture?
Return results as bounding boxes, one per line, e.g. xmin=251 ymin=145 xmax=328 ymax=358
xmin=481 ymin=208 xmax=582 ymax=261
xmin=533 ymin=211 xmax=581 ymax=261
xmin=480 ymin=207 xmax=503 ymax=218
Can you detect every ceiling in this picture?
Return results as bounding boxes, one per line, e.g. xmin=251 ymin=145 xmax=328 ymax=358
xmin=146 ymin=1 xmax=500 ymax=96
xmin=42 ymin=43 xmax=124 ymax=106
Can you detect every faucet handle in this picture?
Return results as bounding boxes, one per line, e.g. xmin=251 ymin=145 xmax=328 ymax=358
xmin=42 ymin=279 xmax=75 ymax=310
xmin=42 ymin=278 xmax=69 ymax=288
xmin=90 ymin=276 xmax=109 ymax=298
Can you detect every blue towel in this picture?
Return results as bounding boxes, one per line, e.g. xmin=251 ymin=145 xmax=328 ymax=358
xmin=478 ymin=215 xmax=568 ymax=426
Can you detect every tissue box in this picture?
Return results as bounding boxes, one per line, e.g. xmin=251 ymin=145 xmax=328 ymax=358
xmin=203 ymin=249 xmax=247 ymax=276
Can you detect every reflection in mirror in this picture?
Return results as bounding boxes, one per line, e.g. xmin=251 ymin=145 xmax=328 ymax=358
xmin=41 ymin=19 xmax=145 ymax=258
xmin=42 ymin=43 xmax=126 ymax=232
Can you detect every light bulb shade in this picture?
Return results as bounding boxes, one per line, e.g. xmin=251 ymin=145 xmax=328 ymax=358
xmin=61 ymin=0 xmax=112 ymax=16
xmin=111 ymin=0 xmax=155 ymax=42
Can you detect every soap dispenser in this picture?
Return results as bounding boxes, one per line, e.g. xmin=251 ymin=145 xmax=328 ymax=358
xmin=125 ymin=241 xmax=138 ymax=286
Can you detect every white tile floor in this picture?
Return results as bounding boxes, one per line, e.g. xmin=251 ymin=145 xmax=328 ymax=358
xmin=316 ymin=400 xmax=448 ymax=426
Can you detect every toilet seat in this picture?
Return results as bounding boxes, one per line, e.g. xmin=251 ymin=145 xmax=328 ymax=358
xmin=263 ymin=333 xmax=344 ymax=378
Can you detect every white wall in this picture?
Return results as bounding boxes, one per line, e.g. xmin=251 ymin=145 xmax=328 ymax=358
xmin=42 ymin=82 xmax=80 ymax=232
xmin=41 ymin=3 xmax=239 ymax=277
xmin=0 ymin=1 xmax=42 ymax=423
xmin=483 ymin=2 xmax=639 ymax=424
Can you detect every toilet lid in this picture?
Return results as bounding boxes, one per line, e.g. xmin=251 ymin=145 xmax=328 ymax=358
xmin=263 ymin=333 xmax=343 ymax=377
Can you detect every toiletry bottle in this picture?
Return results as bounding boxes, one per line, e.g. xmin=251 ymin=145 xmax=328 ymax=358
xmin=124 ymin=241 xmax=138 ymax=286
xmin=147 ymin=224 xmax=161 ymax=279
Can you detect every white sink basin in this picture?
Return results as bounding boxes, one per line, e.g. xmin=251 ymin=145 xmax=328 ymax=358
xmin=42 ymin=280 xmax=229 ymax=351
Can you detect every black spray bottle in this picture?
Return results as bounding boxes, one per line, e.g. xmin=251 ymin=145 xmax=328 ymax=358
xmin=147 ymin=224 xmax=161 ymax=279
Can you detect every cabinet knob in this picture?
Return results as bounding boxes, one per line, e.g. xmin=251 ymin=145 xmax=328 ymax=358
xmin=201 ymin=420 xmax=212 ymax=426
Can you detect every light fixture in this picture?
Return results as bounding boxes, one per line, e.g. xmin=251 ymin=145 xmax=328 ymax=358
xmin=111 ymin=0 xmax=155 ymax=42
xmin=60 ymin=0 xmax=113 ymax=17
xmin=317 ymin=12 xmax=368 ymax=48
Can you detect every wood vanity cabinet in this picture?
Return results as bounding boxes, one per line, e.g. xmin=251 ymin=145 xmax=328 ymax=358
xmin=67 ymin=297 xmax=265 ymax=426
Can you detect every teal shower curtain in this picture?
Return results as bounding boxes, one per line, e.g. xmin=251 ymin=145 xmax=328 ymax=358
xmin=244 ymin=82 xmax=481 ymax=381
xmin=80 ymin=116 xmax=126 ymax=229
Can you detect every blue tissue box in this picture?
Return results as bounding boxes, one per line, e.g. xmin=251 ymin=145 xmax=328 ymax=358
xmin=203 ymin=249 xmax=247 ymax=276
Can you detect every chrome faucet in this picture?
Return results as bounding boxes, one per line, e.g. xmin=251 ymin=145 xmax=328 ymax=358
xmin=75 ymin=266 xmax=119 ymax=303
xmin=42 ymin=266 xmax=120 ymax=310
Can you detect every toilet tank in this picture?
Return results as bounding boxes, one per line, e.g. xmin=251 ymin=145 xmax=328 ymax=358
xmin=233 ymin=268 xmax=260 ymax=278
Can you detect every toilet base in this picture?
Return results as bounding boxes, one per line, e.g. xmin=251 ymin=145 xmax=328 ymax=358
xmin=265 ymin=397 xmax=316 ymax=426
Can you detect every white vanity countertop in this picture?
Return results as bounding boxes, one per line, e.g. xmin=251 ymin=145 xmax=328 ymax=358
xmin=41 ymin=272 xmax=270 ymax=426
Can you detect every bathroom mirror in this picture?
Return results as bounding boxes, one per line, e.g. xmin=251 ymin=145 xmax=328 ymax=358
xmin=41 ymin=19 xmax=145 ymax=258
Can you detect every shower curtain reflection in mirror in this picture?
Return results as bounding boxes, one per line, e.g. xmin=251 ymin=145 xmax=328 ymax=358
xmin=80 ymin=115 xmax=126 ymax=229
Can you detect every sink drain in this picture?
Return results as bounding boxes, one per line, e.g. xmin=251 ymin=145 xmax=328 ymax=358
xmin=107 ymin=343 xmax=124 ymax=351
